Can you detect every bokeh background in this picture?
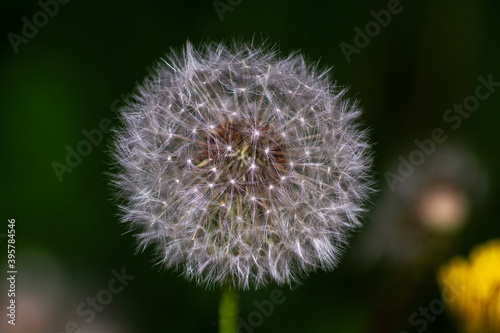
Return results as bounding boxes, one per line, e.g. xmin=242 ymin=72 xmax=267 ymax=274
xmin=2 ymin=0 xmax=500 ymax=332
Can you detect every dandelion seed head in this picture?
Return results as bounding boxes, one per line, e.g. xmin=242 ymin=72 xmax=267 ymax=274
xmin=111 ymin=41 xmax=374 ymax=289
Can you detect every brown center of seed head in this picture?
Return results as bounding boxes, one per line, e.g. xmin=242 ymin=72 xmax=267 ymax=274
xmin=194 ymin=119 xmax=289 ymax=194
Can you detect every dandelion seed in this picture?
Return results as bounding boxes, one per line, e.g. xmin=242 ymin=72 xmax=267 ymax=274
xmin=110 ymin=41 xmax=373 ymax=289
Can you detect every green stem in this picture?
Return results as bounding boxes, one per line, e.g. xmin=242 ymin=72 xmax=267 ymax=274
xmin=219 ymin=283 xmax=238 ymax=333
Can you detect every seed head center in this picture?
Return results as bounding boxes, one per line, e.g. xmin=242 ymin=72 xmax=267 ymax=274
xmin=194 ymin=120 xmax=288 ymax=190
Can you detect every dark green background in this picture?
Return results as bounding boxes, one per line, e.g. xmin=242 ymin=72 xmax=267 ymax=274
xmin=2 ymin=0 xmax=499 ymax=332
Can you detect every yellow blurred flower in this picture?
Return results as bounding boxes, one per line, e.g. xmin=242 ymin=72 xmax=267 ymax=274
xmin=437 ymin=239 xmax=500 ymax=333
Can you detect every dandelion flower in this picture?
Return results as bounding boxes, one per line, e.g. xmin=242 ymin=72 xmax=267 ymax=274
xmin=438 ymin=239 xmax=500 ymax=333
xmin=111 ymin=41 xmax=373 ymax=289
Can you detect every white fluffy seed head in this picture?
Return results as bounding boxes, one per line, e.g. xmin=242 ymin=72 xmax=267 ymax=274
xmin=110 ymin=41 xmax=374 ymax=289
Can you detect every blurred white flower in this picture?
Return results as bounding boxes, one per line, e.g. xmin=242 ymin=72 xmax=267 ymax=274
xmin=353 ymin=145 xmax=487 ymax=270
xmin=416 ymin=183 xmax=469 ymax=233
